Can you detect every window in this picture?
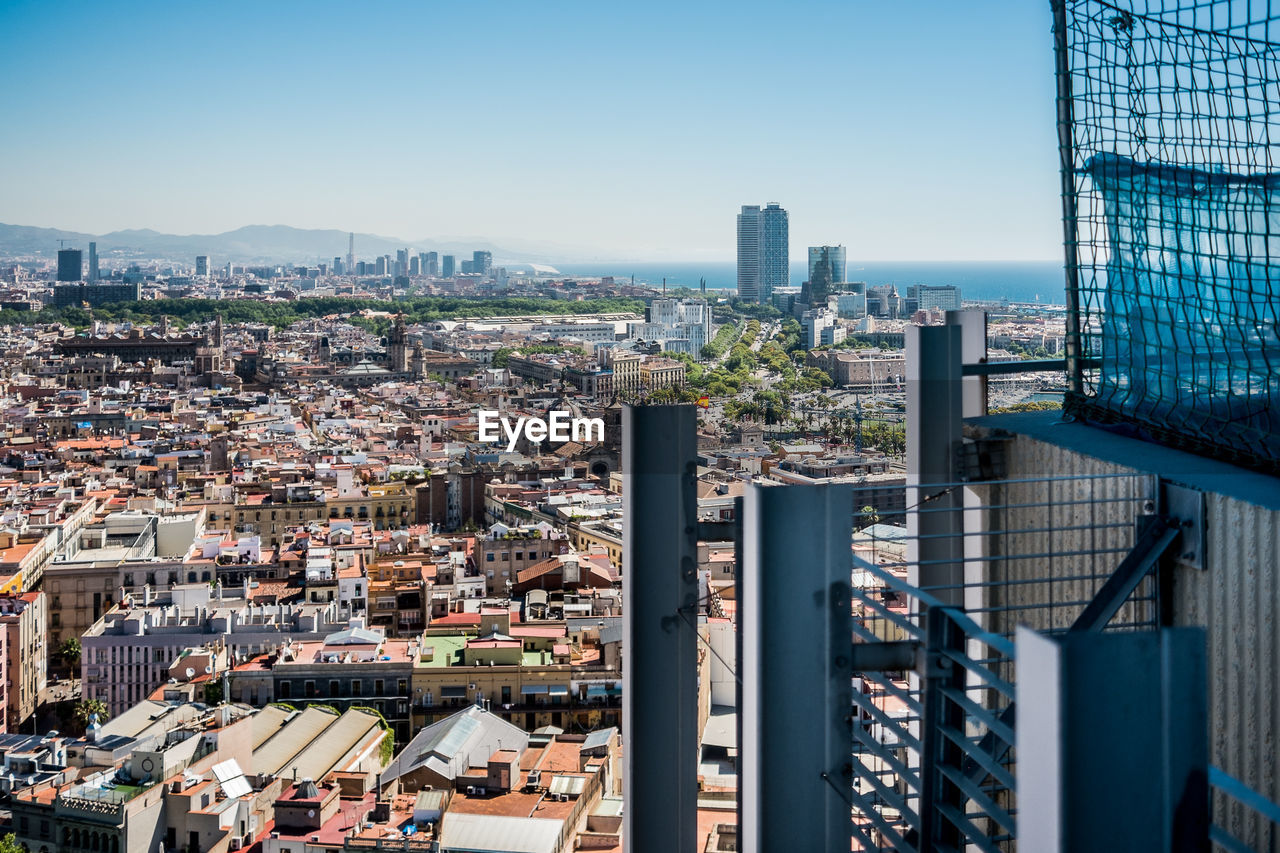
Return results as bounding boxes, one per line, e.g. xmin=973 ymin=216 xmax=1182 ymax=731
xmin=515 ymin=551 xmax=523 ymax=560
xmin=330 ymin=680 xmax=340 ymax=696
xmin=351 ymin=680 xmax=361 ymax=696
xmin=397 ymin=679 xmax=407 ymax=694
xmin=375 ymin=679 xmax=384 ymax=696
xmin=279 ymin=681 xmax=291 ymax=699
xmin=305 ymin=680 xmax=316 ymax=698
xmin=486 ymin=553 xmax=494 ymax=563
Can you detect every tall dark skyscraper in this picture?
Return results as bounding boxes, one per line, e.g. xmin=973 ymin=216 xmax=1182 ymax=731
xmin=473 ymin=250 xmax=492 ymax=277
xmin=442 ymin=255 xmax=456 ymax=278
xmin=57 ymin=249 xmax=83 ymax=282
xmin=88 ymin=242 xmax=99 ymax=282
xmin=737 ymin=202 xmax=789 ymax=303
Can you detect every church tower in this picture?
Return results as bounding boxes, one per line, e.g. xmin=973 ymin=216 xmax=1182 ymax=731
xmin=389 ymin=314 xmax=410 ymax=373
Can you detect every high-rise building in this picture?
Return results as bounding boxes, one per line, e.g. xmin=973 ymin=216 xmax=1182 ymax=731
xmin=425 ymin=252 xmax=439 ymax=277
xmin=460 ymin=260 xmax=475 ymax=275
xmin=807 ymin=245 xmax=846 ymax=286
xmin=346 ymin=233 xmax=355 ymax=273
xmin=333 ymin=256 xmax=343 ymax=275
xmin=737 ymin=202 xmax=789 ymax=303
xmin=57 ymin=249 xmax=82 ymax=282
xmin=442 ymin=255 xmax=456 ymax=278
xmin=409 ymin=256 xmax=420 ymax=275
xmin=473 ymin=250 xmax=492 ymax=277
xmin=802 ymin=245 xmax=845 ymax=308
xmin=88 ymin=242 xmax=99 ymax=282
xmin=417 ymin=252 xmax=428 ymax=276
xmin=396 ymin=249 xmax=409 ymax=278
xmin=196 ymin=255 xmax=209 ymax=277
xmin=376 ymin=255 xmax=388 ymax=276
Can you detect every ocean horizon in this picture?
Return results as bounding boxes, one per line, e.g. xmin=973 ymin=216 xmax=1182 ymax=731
xmin=552 ymin=259 xmax=1067 ymax=305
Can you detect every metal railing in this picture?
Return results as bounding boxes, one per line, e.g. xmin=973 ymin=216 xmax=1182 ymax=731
xmin=1210 ymin=766 xmax=1280 ymax=853
xmin=851 ymin=471 xmax=1174 ymax=851
xmin=852 ymin=560 xmax=1017 ymax=852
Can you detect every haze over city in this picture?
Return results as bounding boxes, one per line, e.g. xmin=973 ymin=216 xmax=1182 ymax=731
xmin=0 ymin=0 xmax=1061 ymax=261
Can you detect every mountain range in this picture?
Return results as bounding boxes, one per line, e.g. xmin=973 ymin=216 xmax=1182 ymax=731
xmin=0 ymin=222 xmax=593 ymax=266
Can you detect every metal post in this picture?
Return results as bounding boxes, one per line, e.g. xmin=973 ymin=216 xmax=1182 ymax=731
xmin=1052 ymin=0 xmax=1085 ymax=395
xmin=621 ymin=404 xmax=699 ymax=853
xmin=906 ymin=323 xmax=965 ymax=604
xmin=740 ymin=483 xmax=853 ymax=852
xmin=919 ymin=606 xmax=967 ymax=850
xmin=1017 ymin=626 xmax=1208 ymax=852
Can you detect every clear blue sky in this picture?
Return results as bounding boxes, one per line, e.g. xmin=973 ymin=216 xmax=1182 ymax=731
xmin=0 ymin=0 xmax=1063 ymax=262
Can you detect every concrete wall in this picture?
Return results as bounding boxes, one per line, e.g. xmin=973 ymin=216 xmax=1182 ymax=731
xmin=967 ymin=412 xmax=1280 ymax=849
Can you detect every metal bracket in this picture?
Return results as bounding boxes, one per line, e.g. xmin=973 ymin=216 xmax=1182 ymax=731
xmin=849 ymin=640 xmax=919 ymax=672
xmin=1160 ymin=481 xmax=1206 ymax=570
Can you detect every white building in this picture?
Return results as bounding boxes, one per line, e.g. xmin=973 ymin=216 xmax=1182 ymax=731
xmin=628 ymin=297 xmax=713 ymax=357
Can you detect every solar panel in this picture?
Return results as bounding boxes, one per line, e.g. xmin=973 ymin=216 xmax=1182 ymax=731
xmin=211 ymin=759 xmax=252 ymax=799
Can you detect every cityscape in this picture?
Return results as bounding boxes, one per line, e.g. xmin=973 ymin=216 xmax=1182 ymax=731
xmin=1 ymin=1 xmax=1279 ymax=853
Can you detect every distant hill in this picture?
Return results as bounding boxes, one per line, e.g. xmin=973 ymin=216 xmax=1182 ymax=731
xmin=0 ymin=222 xmax=569 ymax=265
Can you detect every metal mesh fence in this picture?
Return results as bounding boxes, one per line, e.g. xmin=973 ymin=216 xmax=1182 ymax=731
xmin=851 ymin=472 xmax=1160 ymax=850
xmin=1056 ymin=0 xmax=1280 ymax=470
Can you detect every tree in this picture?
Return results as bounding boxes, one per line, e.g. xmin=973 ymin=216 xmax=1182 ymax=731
xmin=74 ymin=698 xmax=109 ymax=733
xmin=203 ymin=681 xmax=225 ymax=705
xmin=58 ymin=636 xmax=81 ymax=669
xmin=0 ymin=833 xmax=22 ymax=853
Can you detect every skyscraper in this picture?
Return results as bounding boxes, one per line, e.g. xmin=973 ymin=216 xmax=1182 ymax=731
xmin=473 ymin=250 xmax=492 ymax=277
xmin=346 ymin=233 xmax=355 ymax=273
xmin=442 ymin=255 xmax=456 ymax=278
xmin=396 ymin=249 xmax=409 ymax=278
xmin=196 ymin=255 xmax=209 ymax=277
xmin=807 ymin=245 xmax=846 ymax=286
xmin=802 ymin=245 xmax=846 ymax=307
xmin=88 ymin=242 xmax=99 ymax=282
xmin=425 ymin=252 xmax=439 ymax=277
xmin=737 ymin=202 xmax=789 ymax=303
xmin=57 ymin=249 xmax=82 ymax=282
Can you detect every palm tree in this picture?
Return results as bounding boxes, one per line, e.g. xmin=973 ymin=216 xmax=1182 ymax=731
xmin=74 ymin=698 xmax=109 ymax=733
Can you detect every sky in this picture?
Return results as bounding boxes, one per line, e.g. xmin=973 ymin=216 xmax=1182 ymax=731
xmin=0 ymin=1 xmax=1063 ymax=262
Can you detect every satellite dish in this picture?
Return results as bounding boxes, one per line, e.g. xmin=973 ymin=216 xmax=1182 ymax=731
xmin=307 ymin=809 xmax=316 ymax=818
xmin=204 ymin=665 xmax=213 ymax=674
xmin=185 ymin=668 xmax=195 ymax=679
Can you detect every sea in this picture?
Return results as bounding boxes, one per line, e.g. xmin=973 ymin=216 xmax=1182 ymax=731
xmin=551 ymin=260 xmax=1066 ymax=306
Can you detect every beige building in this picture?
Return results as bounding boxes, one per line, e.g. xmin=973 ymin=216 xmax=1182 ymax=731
xmin=639 ymin=357 xmax=686 ymax=389
xmin=0 ymin=592 xmax=47 ymax=731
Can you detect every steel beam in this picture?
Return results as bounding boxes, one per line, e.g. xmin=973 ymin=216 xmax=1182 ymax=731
xmin=622 ymin=404 xmax=699 ymax=853
xmin=740 ymin=483 xmax=853 ymax=853
xmin=906 ymin=322 xmax=968 ymax=605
